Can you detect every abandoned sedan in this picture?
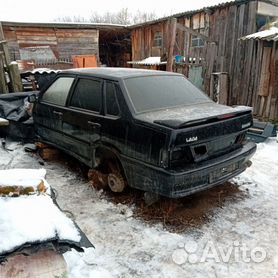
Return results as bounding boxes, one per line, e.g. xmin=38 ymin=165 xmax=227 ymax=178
xmin=32 ymin=68 xmax=256 ymax=198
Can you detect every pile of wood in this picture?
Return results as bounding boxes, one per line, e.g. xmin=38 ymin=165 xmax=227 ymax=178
xmin=0 ymin=180 xmax=46 ymax=197
xmin=36 ymin=142 xmax=61 ymax=161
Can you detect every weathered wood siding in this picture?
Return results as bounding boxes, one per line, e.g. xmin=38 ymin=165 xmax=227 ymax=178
xmin=131 ymin=0 xmax=278 ymax=121
xmin=131 ymin=12 xmax=209 ymax=61
xmin=3 ymin=25 xmax=99 ymax=62
xmin=204 ymin=1 xmax=258 ymax=105
xmin=253 ymin=41 xmax=278 ymax=121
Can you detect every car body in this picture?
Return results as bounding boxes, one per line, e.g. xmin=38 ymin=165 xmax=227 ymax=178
xmin=33 ymin=68 xmax=256 ymax=198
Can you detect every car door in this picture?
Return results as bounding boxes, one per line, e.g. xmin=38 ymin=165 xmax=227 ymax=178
xmin=100 ymin=81 xmax=124 ymax=150
xmin=62 ymin=76 xmax=103 ymax=166
xmin=34 ymin=75 xmax=75 ymax=147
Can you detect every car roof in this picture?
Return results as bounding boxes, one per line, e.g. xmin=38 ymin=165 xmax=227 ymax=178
xmin=61 ymin=67 xmax=182 ymax=80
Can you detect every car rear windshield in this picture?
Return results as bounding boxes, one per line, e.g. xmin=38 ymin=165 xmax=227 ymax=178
xmin=124 ymin=75 xmax=210 ymax=113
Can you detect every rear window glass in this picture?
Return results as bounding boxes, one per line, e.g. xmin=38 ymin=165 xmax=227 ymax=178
xmin=124 ymin=75 xmax=210 ymax=113
xmin=70 ymin=78 xmax=102 ymax=112
xmin=42 ymin=77 xmax=74 ymax=106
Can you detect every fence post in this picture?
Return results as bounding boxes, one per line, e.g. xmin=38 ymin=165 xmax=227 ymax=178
xmin=9 ymin=62 xmax=23 ymax=92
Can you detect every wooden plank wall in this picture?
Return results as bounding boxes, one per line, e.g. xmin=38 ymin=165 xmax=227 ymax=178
xmin=55 ymin=29 xmax=98 ymax=59
xmin=131 ymin=1 xmax=278 ymax=121
xmin=254 ymin=41 xmax=278 ymax=121
xmin=3 ymin=26 xmax=99 ymax=62
xmin=131 ymin=12 xmax=208 ymax=62
xmin=203 ymin=1 xmax=258 ymax=107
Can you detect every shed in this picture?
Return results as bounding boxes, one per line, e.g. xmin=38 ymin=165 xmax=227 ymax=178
xmin=241 ymin=26 xmax=278 ymax=121
xmin=1 ymin=21 xmax=131 ymax=70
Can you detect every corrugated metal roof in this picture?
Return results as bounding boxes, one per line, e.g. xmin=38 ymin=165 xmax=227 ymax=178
xmin=241 ymin=27 xmax=278 ymax=41
xmin=1 ymin=0 xmax=260 ymax=30
xmin=130 ymin=0 xmax=253 ymax=29
xmin=1 ymin=1 xmax=277 ymax=31
xmin=127 ymin=57 xmax=167 ymax=65
xmin=1 ymin=21 xmax=127 ymax=29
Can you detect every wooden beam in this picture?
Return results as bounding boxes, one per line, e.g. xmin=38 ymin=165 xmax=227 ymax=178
xmin=0 ymin=23 xmax=11 ymax=65
xmin=0 ymin=55 xmax=8 ymax=94
xmin=9 ymin=62 xmax=23 ymax=92
xmin=176 ymin=23 xmax=212 ymax=42
xmin=166 ymin=18 xmax=177 ymax=72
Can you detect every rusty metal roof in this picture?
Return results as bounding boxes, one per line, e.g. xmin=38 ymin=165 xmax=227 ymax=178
xmin=241 ymin=27 xmax=278 ymax=41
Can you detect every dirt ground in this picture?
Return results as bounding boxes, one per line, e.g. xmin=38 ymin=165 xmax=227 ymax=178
xmin=35 ymin=147 xmax=248 ymax=232
xmin=105 ymin=182 xmax=247 ymax=232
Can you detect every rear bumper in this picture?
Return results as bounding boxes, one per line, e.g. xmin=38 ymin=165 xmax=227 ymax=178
xmin=121 ymin=142 xmax=256 ymax=198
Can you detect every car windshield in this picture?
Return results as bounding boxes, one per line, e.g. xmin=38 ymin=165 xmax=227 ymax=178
xmin=124 ymin=75 xmax=211 ymax=113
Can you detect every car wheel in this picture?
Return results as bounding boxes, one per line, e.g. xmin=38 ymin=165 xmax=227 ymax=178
xmin=107 ymin=172 xmax=126 ymax=192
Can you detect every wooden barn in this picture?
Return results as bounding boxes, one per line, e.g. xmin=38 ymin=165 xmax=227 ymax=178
xmin=0 ymin=21 xmax=131 ymax=70
xmin=129 ymin=0 xmax=278 ymax=121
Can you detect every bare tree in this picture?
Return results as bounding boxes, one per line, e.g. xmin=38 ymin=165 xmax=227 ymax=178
xmin=132 ymin=10 xmax=157 ymax=24
xmin=54 ymin=15 xmax=87 ymax=23
xmin=54 ymin=8 xmax=157 ymax=25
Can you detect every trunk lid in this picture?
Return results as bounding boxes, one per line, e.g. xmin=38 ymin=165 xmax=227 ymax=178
xmin=135 ymin=102 xmax=252 ymax=129
xmin=135 ymin=102 xmax=253 ymax=167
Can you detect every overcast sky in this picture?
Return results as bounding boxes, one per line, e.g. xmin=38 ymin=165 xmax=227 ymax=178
xmin=0 ymin=0 xmax=232 ymax=23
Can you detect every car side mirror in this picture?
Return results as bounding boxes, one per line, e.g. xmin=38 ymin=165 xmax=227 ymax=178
xmin=28 ymin=94 xmax=37 ymax=103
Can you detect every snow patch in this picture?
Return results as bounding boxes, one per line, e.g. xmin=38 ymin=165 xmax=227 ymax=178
xmin=0 ymin=168 xmax=81 ymax=255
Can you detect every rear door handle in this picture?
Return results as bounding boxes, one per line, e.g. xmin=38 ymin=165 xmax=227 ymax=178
xmin=53 ymin=110 xmax=63 ymax=116
xmin=88 ymin=121 xmax=101 ymax=128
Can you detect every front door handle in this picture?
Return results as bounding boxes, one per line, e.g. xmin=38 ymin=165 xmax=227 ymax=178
xmin=88 ymin=121 xmax=101 ymax=128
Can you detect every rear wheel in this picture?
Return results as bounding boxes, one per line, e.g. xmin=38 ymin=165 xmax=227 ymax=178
xmin=107 ymin=172 xmax=126 ymax=192
xmin=88 ymin=148 xmax=127 ymax=193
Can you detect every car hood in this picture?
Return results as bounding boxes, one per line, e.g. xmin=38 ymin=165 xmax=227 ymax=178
xmin=134 ymin=102 xmax=252 ymax=129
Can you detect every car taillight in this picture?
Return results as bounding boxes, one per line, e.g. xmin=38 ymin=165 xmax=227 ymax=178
xmin=170 ymin=147 xmax=193 ymax=167
xmin=171 ymin=149 xmax=184 ymax=160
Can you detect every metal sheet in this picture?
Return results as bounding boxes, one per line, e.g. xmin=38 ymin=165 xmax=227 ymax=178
xmin=241 ymin=27 xmax=278 ymax=41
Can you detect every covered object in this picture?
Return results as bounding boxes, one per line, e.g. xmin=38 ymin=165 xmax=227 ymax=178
xmin=0 ymin=169 xmax=93 ymax=277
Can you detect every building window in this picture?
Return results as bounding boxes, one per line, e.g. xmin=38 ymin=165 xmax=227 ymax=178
xmin=191 ymin=36 xmax=205 ymax=48
xmin=153 ymin=32 xmax=163 ymax=48
xmin=191 ymin=28 xmax=205 ymax=48
xmin=256 ymin=14 xmax=276 ymax=31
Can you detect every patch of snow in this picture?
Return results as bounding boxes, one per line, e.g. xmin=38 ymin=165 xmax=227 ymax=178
xmin=0 ymin=168 xmax=81 ymax=255
xmin=0 ymin=195 xmax=81 ymax=254
xmin=128 ymin=56 xmax=166 ymax=65
xmin=232 ymin=136 xmax=278 ymax=197
xmin=0 ymin=168 xmax=48 ymax=188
